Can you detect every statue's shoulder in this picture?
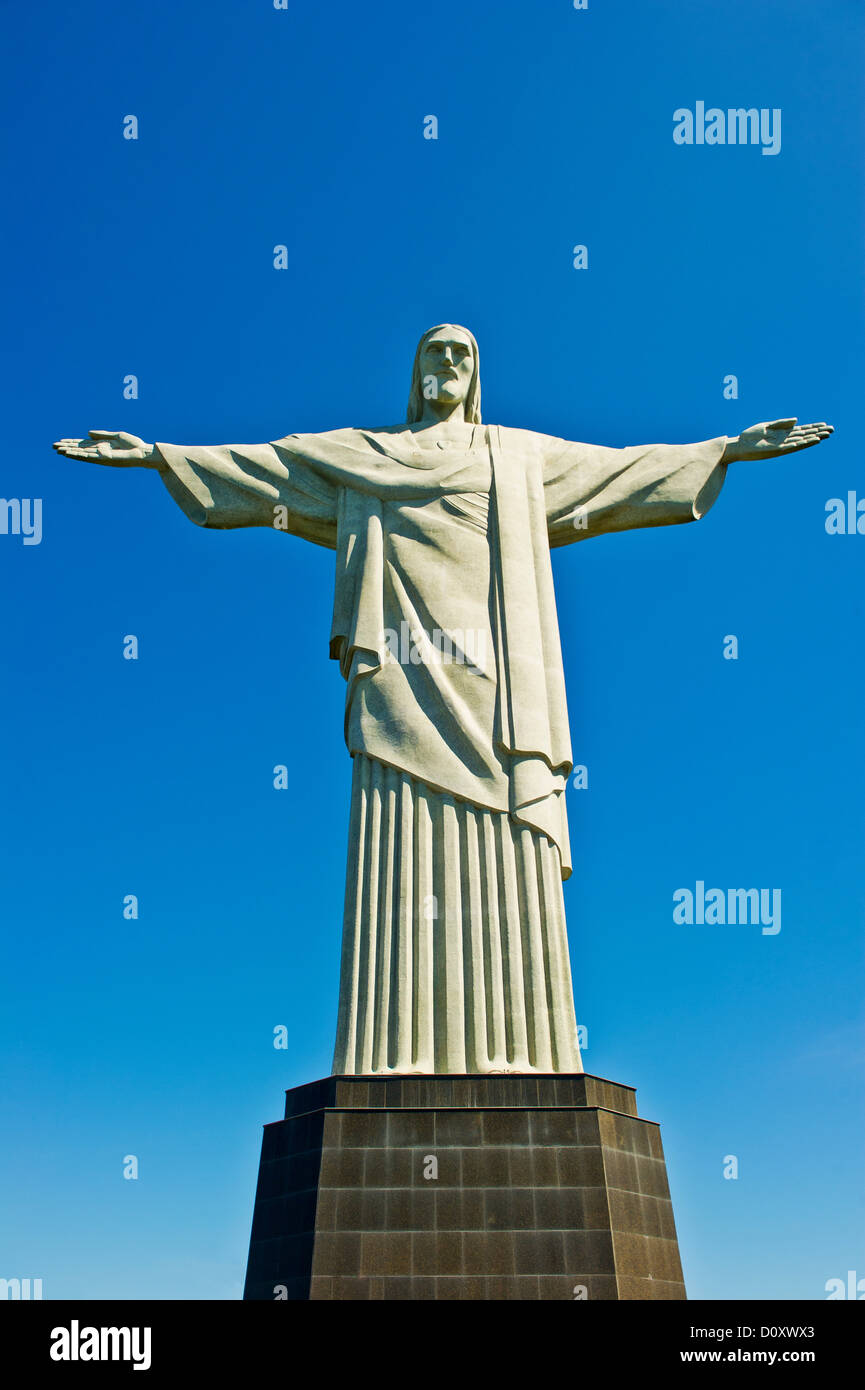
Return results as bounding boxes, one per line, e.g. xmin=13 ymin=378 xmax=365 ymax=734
xmin=496 ymin=425 xmax=596 ymax=460
xmin=494 ymin=424 xmax=558 ymax=453
xmin=272 ymin=425 xmax=403 ymax=453
xmin=322 ymin=425 xmax=403 ymax=440
xmin=354 ymin=424 xmax=417 ymax=448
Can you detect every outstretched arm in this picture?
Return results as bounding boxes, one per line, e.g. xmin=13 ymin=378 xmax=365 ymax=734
xmin=541 ymin=416 xmax=834 ymax=549
xmin=53 ymin=430 xmax=338 ymax=547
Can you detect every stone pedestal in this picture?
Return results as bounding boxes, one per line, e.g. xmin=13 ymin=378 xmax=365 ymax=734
xmin=242 ymin=1073 xmax=686 ymax=1300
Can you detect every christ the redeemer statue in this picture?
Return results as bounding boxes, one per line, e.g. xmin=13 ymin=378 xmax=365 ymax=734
xmin=54 ymin=324 xmax=832 ymax=1077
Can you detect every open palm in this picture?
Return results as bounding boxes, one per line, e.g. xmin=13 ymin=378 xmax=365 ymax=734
xmin=53 ymin=430 xmax=157 ymax=467
xmin=733 ymin=418 xmax=833 ymax=461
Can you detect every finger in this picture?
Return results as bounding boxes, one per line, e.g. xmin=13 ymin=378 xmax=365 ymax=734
xmin=89 ymin=429 xmax=121 ymax=440
xmin=780 ymin=437 xmax=820 ymax=451
xmin=795 ymin=427 xmax=831 ymax=443
xmin=768 ymin=417 xmax=797 ymax=431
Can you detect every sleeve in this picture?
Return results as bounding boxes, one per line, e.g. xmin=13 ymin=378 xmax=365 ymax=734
xmin=154 ymin=439 xmax=339 ymax=550
xmin=540 ymin=433 xmax=729 ymax=549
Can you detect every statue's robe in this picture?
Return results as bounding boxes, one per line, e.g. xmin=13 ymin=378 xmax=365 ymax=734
xmin=156 ymin=423 xmax=728 ymax=1074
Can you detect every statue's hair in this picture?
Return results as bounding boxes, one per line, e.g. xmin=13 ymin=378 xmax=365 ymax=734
xmin=406 ymin=323 xmax=481 ymax=424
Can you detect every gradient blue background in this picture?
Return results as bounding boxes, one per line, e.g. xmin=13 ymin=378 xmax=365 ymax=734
xmin=1 ymin=0 xmax=862 ymax=1300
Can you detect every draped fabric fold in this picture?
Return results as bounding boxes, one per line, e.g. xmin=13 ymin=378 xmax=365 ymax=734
xmin=333 ymin=755 xmax=582 ymax=1075
xmin=486 ymin=426 xmax=574 ymax=866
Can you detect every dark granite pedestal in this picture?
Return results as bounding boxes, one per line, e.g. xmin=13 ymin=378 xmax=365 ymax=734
xmin=242 ymin=1073 xmax=686 ymax=1300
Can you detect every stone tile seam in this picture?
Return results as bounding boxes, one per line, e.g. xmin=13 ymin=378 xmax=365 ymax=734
xmin=277 ymin=1106 xmax=658 ymax=1123
xmin=286 ymin=1074 xmax=638 ymax=1089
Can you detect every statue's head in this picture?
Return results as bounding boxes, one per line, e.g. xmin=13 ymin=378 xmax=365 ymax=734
xmin=406 ymin=324 xmax=481 ymax=423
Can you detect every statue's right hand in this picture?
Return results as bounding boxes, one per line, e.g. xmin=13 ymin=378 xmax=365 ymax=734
xmin=53 ymin=430 xmax=158 ymax=467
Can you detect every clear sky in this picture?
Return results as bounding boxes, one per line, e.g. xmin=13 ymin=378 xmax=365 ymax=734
xmin=1 ymin=0 xmax=862 ymax=1300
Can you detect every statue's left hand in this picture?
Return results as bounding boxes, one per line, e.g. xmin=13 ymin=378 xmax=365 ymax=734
xmin=723 ymin=418 xmax=833 ymax=463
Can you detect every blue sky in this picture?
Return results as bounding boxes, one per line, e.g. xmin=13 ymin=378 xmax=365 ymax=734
xmin=1 ymin=0 xmax=862 ymax=1300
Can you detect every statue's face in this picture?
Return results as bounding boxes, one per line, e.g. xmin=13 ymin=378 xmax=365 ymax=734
xmin=418 ymin=328 xmax=474 ymax=412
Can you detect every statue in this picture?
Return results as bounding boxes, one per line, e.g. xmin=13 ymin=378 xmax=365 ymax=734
xmin=54 ymin=324 xmax=832 ymax=1077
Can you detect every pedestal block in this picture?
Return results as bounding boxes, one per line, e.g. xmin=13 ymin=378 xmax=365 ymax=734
xmin=243 ymin=1073 xmax=686 ymax=1300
